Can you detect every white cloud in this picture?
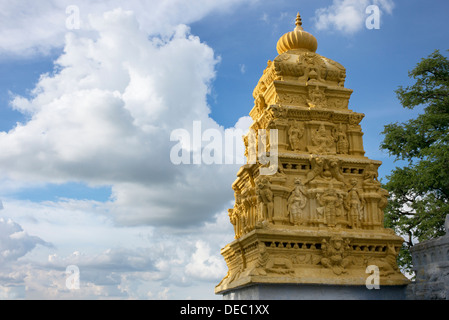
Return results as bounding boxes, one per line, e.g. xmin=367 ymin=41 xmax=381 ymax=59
xmin=0 ymin=185 xmax=234 ymax=299
xmin=314 ymin=0 xmax=395 ymax=34
xmin=0 ymin=0 xmax=256 ymax=57
xmin=0 ymin=207 xmax=233 ymax=299
xmin=0 ymin=8 xmax=249 ymax=228
xmin=185 ymin=241 xmax=227 ymax=281
xmin=0 ymin=217 xmax=51 ymax=264
xmin=0 ymin=216 xmax=55 ymax=299
xmin=239 ymin=64 xmax=246 ymax=74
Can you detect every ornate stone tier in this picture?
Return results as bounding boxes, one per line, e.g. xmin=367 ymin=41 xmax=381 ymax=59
xmin=216 ymin=227 xmax=409 ymax=294
xmin=229 ymin=155 xmax=386 ymax=238
xmin=248 ymin=104 xmax=366 ymax=157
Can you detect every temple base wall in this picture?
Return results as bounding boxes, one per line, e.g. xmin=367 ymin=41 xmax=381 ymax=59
xmin=221 ymin=283 xmax=408 ymax=300
xmin=407 ymin=219 xmax=449 ymax=300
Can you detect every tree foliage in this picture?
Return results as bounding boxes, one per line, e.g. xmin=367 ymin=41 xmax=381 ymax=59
xmin=381 ymin=50 xmax=449 ymax=274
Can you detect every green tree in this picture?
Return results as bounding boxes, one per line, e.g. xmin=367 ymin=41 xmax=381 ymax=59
xmin=381 ymin=49 xmax=449 ymax=275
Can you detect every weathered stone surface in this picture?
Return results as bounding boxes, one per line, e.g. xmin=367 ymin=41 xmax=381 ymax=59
xmin=408 ymin=216 xmax=449 ymax=300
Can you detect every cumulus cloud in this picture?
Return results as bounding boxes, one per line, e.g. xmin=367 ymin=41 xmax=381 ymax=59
xmin=0 ymin=205 xmax=233 ymax=299
xmin=185 ymin=241 xmax=227 ymax=281
xmin=0 ymin=8 xmax=250 ymax=227
xmin=314 ymin=0 xmax=395 ymax=34
xmin=0 ymin=216 xmax=54 ymax=299
xmin=0 ymin=218 xmax=51 ymax=264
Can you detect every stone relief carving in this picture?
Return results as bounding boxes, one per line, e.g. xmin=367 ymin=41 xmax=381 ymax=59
xmin=377 ymin=188 xmax=389 ymax=224
xmin=317 ymin=186 xmax=345 ymax=227
xmin=307 ymin=86 xmax=327 ymax=109
xmin=304 ymin=156 xmax=345 ymax=186
xmin=344 ymin=178 xmax=364 ymax=229
xmin=321 ymin=237 xmax=352 ymax=275
xmin=287 ymin=178 xmax=308 ymax=226
xmin=256 ymin=178 xmax=274 ymax=223
xmin=288 ymin=121 xmax=305 ymax=151
xmin=308 ymin=124 xmax=336 ymax=154
xmin=363 ymin=163 xmax=381 ymax=188
xmin=335 ymin=125 xmax=350 ymax=155
xmin=304 ymin=155 xmax=325 ymax=185
xmin=368 ymin=244 xmax=400 ymax=276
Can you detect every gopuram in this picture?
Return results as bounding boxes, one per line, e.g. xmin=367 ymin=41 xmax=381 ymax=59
xmin=216 ymin=13 xmax=409 ymax=299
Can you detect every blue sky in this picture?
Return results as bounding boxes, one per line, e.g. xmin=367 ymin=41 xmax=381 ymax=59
xmin=0 ymin=0 xmax=448 ymax=300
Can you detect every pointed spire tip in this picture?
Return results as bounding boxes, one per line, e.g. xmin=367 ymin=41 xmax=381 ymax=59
xmin=295 ymin=12 xmax=303 ymax=28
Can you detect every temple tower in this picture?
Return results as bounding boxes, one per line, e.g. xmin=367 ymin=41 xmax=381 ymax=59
xmin=216 ymin=13 xmax=409 ymax=299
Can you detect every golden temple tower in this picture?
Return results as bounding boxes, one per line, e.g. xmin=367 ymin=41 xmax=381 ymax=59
xmin=216 ymin=13 xmax=409 ymax=297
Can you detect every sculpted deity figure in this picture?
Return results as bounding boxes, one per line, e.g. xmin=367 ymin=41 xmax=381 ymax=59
xmin=228 ymin=208 xmax=238 ymax=239
xmin=287 ymin=178 xmax=308 ymax=225
xmin=256 ymin=178 xmax=274 ymax=223
xmin=335 ymin=126 xmax=349 ymax=155
xmin=309 ymin=124 xmax=335 ymax=154
xmin=288 ymin=122 xmax=305 ymax=151
xmin=258 ymin=129 xmax=272 ymax=166
xmin=317 ymin=186 xmax=344 ymax=227
xmin=377 ymin=188 xmax=389 ymax=224
xmin=255 ymin=94 xmax=267 ymax=115
xmin=247 ymin=130 xmax=257 ymax=164
xmin=344 ymin=178 xmax=364 ymax=229
xmin=321 ymin=237 xmax=351 ymax=275
xmin=229 ymin=193 xmax=245 ymax=239
xmin=307 ymin=86 xmax=326 ymax=108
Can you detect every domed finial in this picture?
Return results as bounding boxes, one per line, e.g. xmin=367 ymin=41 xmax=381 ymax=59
xmin=276 ymin=12 xmax=318 ymax=54
xmin=295 ymin=12 xmax=303 ymax=30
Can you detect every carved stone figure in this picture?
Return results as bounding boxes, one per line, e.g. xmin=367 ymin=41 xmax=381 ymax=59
xmin=256 ymin=178 xmax=274 ymax=223
xmin=308 ymin=124 xmax=335 ymax=154
xmin=288 ymin=178 xmax=308 ymax=225
xmin=306 ymin=156 xmax=345 ymax=186
xmin=344 ymin=178 xmax=364 ymax=229
xmin=335 ymin=126 xmax=349 ymax=154
xmin=307 ymin=86 xmax=327 ymax=108
xmin=378 ymin=188 xmax=389 ymax=224
xmin=255 ymin=94 xmax=267 ymax=115
xmin=258 ymin=130 xmax=268 ymax=156
xmin=368 ymin=245 xmax=400 ymax=276
xmin=321 ymin=237 xmax=351 ymax=275
xmin=328 ymin=158 xmax=346 ymax=185
xmin=228 ymin=208 xmax=238 ymax=239
xmin=363 ymin=163 xmax=381 ymax=188
xmin=288 ymin=122 xmax=305 ymax=151
xmin=247 ymin=130 xmax=257 ymax=164
xmin=265 ymin=257 xmax=294 ymax=274
xmin=317 ymin=186 xmax=344 ymax=227
xmin=304 ymin=155 xmax=325 ymax=185
xmin=229 ymin=193 xmax=246 ymax=239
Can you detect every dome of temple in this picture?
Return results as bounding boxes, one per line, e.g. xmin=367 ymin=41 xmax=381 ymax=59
xmin=276 ymin=13 xmax=318 ymax=54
